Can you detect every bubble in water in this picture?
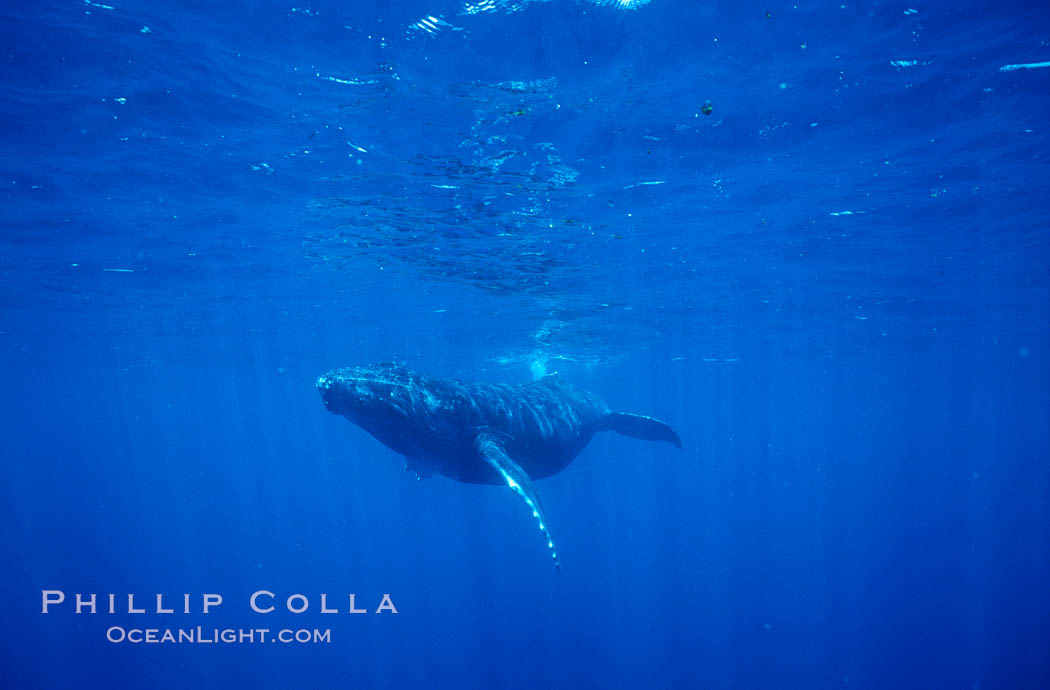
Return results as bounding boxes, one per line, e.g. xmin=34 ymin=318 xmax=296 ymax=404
xmin=530 ymin=359 xmax=548 ymax=379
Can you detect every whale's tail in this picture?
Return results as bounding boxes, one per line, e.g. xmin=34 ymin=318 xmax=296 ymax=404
xmin=599 ymin=412 xmax=682 ymax=449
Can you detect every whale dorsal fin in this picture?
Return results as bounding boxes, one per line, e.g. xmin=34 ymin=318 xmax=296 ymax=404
xmin=475 ymin=432 xmax=560 ymax=571
xmin=600 ymin=412 xmax=682 ymax=449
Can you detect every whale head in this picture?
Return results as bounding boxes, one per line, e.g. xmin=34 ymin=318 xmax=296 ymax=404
xmin=316 ymin=363 xmax=425 ymax=454
xmin=316 ymin=363 xmax=414 ymax=420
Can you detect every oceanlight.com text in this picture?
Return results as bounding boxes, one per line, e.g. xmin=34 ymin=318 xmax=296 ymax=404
xmin=106 ymin=626 xmax=332 ymax=644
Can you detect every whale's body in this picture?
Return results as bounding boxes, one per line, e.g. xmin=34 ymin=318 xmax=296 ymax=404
xmin=317 ymin=363 xmax=681 ymax=568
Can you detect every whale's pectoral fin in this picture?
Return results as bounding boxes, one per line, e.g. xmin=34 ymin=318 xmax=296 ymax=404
xmin=475 ymin=432 xmax=560 ymax=571
xmin=601 ymin=412 xmax=682 ymax=449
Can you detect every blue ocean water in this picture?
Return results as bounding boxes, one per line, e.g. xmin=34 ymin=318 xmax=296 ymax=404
xmin=2 ymin=0 xmax=1049 ymax=687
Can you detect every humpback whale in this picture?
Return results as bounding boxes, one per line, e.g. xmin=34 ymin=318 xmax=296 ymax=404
xmin=316 ymin=363 xmax=681 ymax=569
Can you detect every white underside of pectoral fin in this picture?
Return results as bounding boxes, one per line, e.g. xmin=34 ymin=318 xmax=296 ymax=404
xmin=475 ymin=433 xmax=560 ymax=571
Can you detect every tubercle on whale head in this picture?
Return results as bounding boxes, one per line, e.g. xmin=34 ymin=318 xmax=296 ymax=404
xmin=315 ymin=373 xmax=339 ymax=412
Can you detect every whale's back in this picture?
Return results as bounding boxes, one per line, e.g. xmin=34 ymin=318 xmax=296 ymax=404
xmin=462 ymin=377 xmax=609 ymax=478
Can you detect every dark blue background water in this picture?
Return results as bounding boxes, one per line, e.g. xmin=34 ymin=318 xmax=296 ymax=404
xmin=2 ymin=0 xmax=1048 ymax=688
